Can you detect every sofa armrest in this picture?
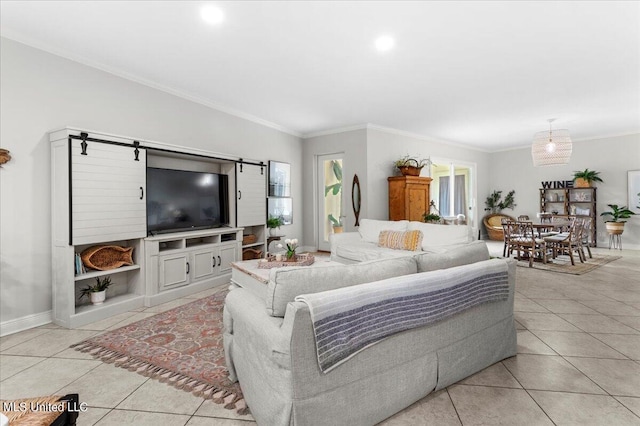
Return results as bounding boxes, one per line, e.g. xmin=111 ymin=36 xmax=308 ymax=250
xmin=329 ymin=231 xmax=362 ymax=258
xmin=224 ymin=287 xmax=292 ymax=380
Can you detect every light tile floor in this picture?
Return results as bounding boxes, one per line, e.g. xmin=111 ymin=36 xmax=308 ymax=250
xmin=1 ymin=243 xmax=639 ymax=425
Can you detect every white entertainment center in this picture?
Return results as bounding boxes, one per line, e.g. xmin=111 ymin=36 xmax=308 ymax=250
xmin=50 ymin=127 xmax=267 ymax=328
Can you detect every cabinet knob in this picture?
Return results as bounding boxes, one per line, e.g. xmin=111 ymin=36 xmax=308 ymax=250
xmin=213 ymin=256 xmax=217 ymax=267
xmin=218 ymin=255 xmax=221 ymax=266
xmin=186 ymin=262 xmax=190 ymax=274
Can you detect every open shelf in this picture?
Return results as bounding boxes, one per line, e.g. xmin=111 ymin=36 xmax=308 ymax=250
xmin=73 ymin=293 xmax=145 ymax=321
xmin=74 ymin=264 xmax=140 ymax=281
xmin=242 ymin=241 xmax=265 ymax=249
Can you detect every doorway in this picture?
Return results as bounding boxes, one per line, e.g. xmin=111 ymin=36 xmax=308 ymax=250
xmin=430 ymin=159 xmax=477 ymax=228
xmin=317 ymin=153 xmax=344 ymax=251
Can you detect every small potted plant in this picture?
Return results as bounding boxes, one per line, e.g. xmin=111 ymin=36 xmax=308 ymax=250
xmin=573 ymin=169 xmax=603 ymax=188
xmin=328 ymin=214 xmax=343 ymax=233
xmin=423 ymin=213 xmax=442 ymax=224
xmin=79 ymin=276 xmax=112 ymax=305
xmin=393 ymin=155 xmax=432 ymax=176
xmin=601 ymin=204 xmax=636 ymax=235
xmin=267 ymin=215 xmax=284 ymax=237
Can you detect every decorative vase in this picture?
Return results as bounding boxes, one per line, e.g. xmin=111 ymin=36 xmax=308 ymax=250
xmin=269 ymin=228 xmax=276 ymax=237
xmin=333 ymin=226 xmax=344 ymax=234
xmin=90 ymin=290 xmax=106 ymax=305
xmin=398 ymin=166 xmax=423 ymax=177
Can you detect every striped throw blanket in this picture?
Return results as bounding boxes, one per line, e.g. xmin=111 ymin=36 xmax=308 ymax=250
xmin=295 ymin=259 xmax=510 ymax=373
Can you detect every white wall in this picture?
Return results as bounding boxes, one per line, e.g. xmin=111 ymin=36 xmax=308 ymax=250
xmin=302 ymin=129 xmax=368 ymax=247
xmin=0 ymin=38 xmax=302 ymax=329
xmin=488 ymin=133 xmax=640 ymax=248
xmin=366 ymin=128 xmax=491 ymax=231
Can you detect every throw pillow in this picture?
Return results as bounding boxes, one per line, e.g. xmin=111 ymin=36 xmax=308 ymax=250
xmin=378 ymin=230 xmax=424 ymax=251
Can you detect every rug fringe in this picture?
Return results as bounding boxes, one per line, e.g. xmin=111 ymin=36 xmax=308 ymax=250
xmin=71 ymin=340 xmax=248 ymax=415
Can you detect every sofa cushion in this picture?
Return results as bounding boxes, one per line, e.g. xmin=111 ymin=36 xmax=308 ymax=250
xmin=359 ymin=219 xmax=409 ymax=244
xmin=266 ymin=256 xmax=417 ymax=317
xmin=414 ymin=240 xmax=490 ymax=272
xmin=378 ymin=230 xmax=423 ymax=251
xmin=407 ymin=221 xmax=473 ymax=250
xmin=336 ymin=241 xmax=419 ymax=262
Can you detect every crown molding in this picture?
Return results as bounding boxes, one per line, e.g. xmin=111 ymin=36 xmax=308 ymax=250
xmin=302 ymin=124 xmax=369 ymax=139
xmin=0 ymin=32 xmax=302 ymax=138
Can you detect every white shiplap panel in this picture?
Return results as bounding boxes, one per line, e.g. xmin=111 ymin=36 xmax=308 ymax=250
xmin=236 ymin=163 xmax=266 ymax=227
xmin=71 ymin=142 xmax=146 ymax=245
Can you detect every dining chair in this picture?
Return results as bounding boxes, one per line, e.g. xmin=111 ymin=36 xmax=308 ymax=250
xmin=579 ymin=217 xmax=593 ymax=259
xmin=510 ymin=221 xmax=547 ymax=267
xmin=544 ymin=218 xmax=585 ymax=265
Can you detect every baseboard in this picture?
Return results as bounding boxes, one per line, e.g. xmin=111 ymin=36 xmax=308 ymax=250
xmin=0 ymin=310 xmax=53 ymax=337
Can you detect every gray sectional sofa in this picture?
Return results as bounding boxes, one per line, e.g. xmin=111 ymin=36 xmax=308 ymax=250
xmin=223 ymin=242 xmax=517 ymax=425
xmin=330 ymin=218 xmax=475 ymax=263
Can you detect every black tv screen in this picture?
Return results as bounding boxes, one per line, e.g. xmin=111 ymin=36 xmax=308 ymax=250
xmin=146 ymin=168 xmax=229 ymax=234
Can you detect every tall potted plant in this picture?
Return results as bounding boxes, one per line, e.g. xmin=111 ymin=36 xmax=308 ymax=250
xmin=325 ymin=160 xmax=344 ymax=233
xmin=573 ymin=169 xmax=603 ymax=188
xmin=601 ymin=204 xmax=636 ymax=235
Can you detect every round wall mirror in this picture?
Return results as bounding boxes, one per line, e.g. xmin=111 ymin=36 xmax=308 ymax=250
xmin=352 ymin=174 xmax=361 ymax=226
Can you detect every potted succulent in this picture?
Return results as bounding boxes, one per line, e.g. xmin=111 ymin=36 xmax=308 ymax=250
xmin=267 ymin=215 xmax=284 ymax=237
xmin=601 ymin=204 xmax=636 ymax=235
xmin=79 ymin=276 xmax=112 ymax=305
xmin=573 ymin=169 xmax=603 ymax=188
xmin=393 ymin=155 xmax=433 ymax=176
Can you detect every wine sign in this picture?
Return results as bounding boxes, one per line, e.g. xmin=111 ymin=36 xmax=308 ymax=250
xmin=541 ymin=180 xmax=573 ymax=189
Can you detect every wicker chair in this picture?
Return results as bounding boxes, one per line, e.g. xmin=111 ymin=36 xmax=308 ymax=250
xmin=483 ymin=213 xmax=516 ymax=241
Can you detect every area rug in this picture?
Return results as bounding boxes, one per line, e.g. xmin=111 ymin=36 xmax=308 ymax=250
xmin=71 ymin=289 xmax=249 ymax=415
xmin=514 ymin=253 xmax=621 ymax=275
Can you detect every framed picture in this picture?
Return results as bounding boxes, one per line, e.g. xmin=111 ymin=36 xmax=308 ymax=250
xmin=629 ymin=170 xmax=640 ymax=214
xmin=269 ymin=161 xmax=291 ymax=197
xmin=268 ymin=197 xmax=293 ymax=225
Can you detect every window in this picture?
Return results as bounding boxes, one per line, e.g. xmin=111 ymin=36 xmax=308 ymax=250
xmin=430 ymin=160 xmax=475 ymax=226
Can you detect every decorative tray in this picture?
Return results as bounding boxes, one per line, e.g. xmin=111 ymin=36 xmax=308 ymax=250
xmin=257 ymin=253 xmax=315 ymax=269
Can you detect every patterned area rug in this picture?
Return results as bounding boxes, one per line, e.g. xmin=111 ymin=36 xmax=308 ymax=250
xmin=514 ymin=253 xmax=621 ymax=275
xmin=71 ymin=289 xmax=248 ymax=414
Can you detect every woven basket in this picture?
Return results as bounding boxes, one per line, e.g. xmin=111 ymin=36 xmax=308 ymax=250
xmin=242 ymin=248 xmax=263 ymax=260
xmin=81 ymin=245 xmax=134 ymax=270
xmin=398 ymin=166 xmax=423 ymax=176
xmin=242 ymin=234 xmax=257 ymax=245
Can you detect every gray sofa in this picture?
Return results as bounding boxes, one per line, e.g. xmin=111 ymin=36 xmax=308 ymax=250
xmin=223 ymin=242 xmax=516 ymax=425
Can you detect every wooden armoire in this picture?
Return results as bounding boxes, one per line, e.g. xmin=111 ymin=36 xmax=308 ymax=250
xmin=388 ymin=176 xmax=432 ymax=221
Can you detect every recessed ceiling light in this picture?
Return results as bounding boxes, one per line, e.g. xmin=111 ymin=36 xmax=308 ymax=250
xmin=375 ymin=35 xmax=395 ymax=52
xmin=201 ymin=5 xmax=224 ymax=25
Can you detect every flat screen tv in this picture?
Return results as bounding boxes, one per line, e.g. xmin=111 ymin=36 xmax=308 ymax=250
xmin=146 ymin=167 xmax=229 ymax=234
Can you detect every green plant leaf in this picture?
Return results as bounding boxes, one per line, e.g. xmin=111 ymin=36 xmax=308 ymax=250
xmin=332 ymin=160 xmax=342 ymax=182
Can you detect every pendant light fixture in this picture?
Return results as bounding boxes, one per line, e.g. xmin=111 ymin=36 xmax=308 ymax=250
xmin=531 ymin=119 xmax=572 ymax=166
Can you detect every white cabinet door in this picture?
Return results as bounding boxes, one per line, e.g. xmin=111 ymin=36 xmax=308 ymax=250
xmin=191 ymin=248 xmax=217 ymax=281
xmin=71 ymin=140 xmax=146 ymax=245
xmin=218 ymin=243 xmax=238 ymax=274
xmin=236 ymin=163 xmax=266 ymax=227
xmin=159 ymin=253 xmax=190 ymax=291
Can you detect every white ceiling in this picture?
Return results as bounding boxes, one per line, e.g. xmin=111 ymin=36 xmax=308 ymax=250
xmin=1 ymin=1 xmax=639 ymax=151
